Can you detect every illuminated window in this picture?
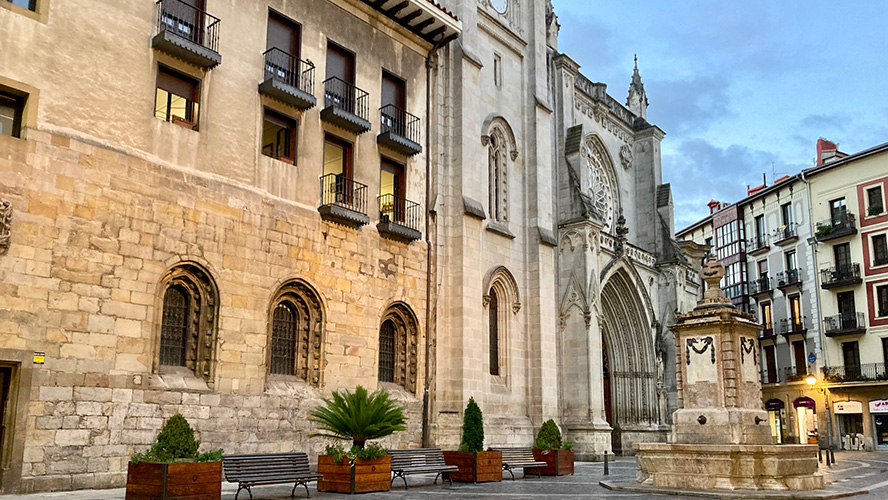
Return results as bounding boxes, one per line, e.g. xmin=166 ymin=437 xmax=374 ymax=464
xmin=262 ymin=108 xmax=297 ymax=163
xmin=155 ymin=66 xmax=200 ymax=129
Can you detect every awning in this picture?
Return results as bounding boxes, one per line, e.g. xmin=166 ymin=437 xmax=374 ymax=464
xmin=765 ymin=399 xmax=785 ymax=411
xmin=360 ymin=0 xmax=462 ymax=45
xmin=794 ymin=397 xmax=816 ymax=409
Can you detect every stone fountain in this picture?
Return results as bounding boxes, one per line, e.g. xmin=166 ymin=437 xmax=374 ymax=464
xmin=631 ymin=257 xmax=823 ymax=491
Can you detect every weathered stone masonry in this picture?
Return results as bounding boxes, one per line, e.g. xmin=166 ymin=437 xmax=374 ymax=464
xmin=0 ymin=130 xmax=427 ymax=492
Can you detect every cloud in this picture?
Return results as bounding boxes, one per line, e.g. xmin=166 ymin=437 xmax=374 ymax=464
xmin=666 ymin=139 xmax=807 ymax=229
xmin=647 ymin=74 xmax=733 ymax=135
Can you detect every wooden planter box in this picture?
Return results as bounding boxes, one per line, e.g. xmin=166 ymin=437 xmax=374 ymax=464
xmin=125 ymin=461 xmax=222 ymax=500
xmin=442 ymin=450 xmax=502 ymax=483
xmin=528 ymin=449 xmax=574 ymax=476
xmin=317 ymin=455 xmax=391 ymax=494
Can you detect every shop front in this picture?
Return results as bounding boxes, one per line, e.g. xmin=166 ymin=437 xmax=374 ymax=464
xmin=794 ymin=397 xmax=818 ymax=444
xmin=834 ymin=401 xmax=864 ymax=450
xmin=872 ymin=399 xmax=888 ymax=450
xmin=765 ymin=398 xmax=785 ymax=444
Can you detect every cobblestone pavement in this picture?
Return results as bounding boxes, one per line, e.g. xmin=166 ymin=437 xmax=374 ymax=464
xmin=5 ymin=451 xmax=888 ymax=500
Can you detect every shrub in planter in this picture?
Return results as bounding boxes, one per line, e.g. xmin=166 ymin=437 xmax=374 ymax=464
xmin=126 ymin=414 xmax=223 ymax=500
xmin=527 ymin=419 xmax=574 ymax=476
xmin=309 ymin=386 xmax=405 ymax=494
xmin=442 ymin=397 xmax=502 ymax=483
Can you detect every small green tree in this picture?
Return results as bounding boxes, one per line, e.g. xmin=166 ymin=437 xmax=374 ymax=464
xmin=308 ymin=386 xmax=406 ymax=449
xmin=458 ymin=397 xmax=484 ymax=452
xmin=534 ymin=419 xmax=562 ymax=450
xmin=130 ymin=414 xmax=222 ymax=464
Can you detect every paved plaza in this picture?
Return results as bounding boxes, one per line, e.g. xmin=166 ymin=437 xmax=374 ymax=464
xmin=4 ymin=452 xmax=888 ymax=500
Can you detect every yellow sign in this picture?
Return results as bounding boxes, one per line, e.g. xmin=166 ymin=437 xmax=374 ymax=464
xmin=33 ymin=352 xmax=45 ymax=364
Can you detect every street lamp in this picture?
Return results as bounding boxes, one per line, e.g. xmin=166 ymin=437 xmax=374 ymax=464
xmin=806 ymin=375 xmax=835 ymax=465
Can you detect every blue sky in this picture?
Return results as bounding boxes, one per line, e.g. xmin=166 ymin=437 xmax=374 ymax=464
xmin=554 ymin=0 xmax=888 ymax=230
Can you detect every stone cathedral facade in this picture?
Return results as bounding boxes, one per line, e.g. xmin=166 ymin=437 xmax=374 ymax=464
xmin=0 ymin=0 xmax=698 ymax=492
xmin=429 ymin=0 xmax=700 ymax=458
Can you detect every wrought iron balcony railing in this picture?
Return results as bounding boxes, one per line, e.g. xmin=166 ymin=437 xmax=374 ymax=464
xmin=378 ymin=194 xmax=420 ymax=230
xmin=815 ymin=212 xmax=857 ymax=241
xmin=779 ymin=316 xmax=807 ymax=335
xmin=378 ymin=104 xmax=422 ymax=155
xmin=773 ymin=225 xmax=797 ymax=244
xmin=260 ymin=48 xmax=315 ymax=109
xmin=320 ymin=173 xmax=367 ymax=213
xmin=783 ymin=366 xmax=808 ymax=383
xmin=777 ymin=268 xmax=802 ymax=288
xmin=322 ymin=77 xmax=370 ymax=132
xmin=822 ymin=362 xmax=887 ymax=383
xmin=156 ymin=0 xmax=220 ymax=52
xmin=761 ymin=371 xmax=778 ymax=385
xmin=820 ymin=263 xmax=862 ymax=289
xmin=759 ymin=321 xmax=775 ymax=340
xmin=749 ymin=276 xmax=772 ymax=295
xmin=823 ymin=312 xmax=866 ymax=337
xmin=747 ymin=235 xmax=770 ymax=254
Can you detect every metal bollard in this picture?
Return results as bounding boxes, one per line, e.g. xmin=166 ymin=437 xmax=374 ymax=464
xmin=818 ymin=447 xmax=822 ymax=463
xmin=603 ymin=450 xmax=609 ymax=475
xmin=830 ymin=447 xmax=836 ymax=465
xmin=825 ymin=447 xmax=831 ymax=467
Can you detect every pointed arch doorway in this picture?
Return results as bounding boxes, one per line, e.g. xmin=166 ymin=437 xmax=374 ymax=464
xmin=600 ymin=268 xmax=660 ymax=455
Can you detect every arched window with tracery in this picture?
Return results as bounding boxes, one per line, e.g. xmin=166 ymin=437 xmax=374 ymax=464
xmin=482 ymin=266 xmax=520 ymax=378
xmin=157 ymin=263 xmax=219 ymax=384
xmin=267 ymin=279 xmax=325 ymax=386
xmin=377 ymin=303 xmax=419 ymax=391
xmin=488 ymin=128 xmax=508 ymax=222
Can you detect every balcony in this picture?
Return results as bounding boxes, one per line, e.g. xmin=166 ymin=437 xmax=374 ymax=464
xmin=317 ymin=174 xmax=369 ymax=228
xmin=823 ymin=312 xmax=866 ymax=337
xmin=773 ymin=225 xmax=798 ymax=246
xmin=815 ymin=212 xmax=857 ymax=242
xmin=377 ymin=194 xmax=422 ymax=243
xmin=758 ymin=322 xmax=776 ymax=341
xmin=820 ymin=263 xmax=862 ymax=289
xmin=776 ymin=268 xmax=802 ymax=291
xmin=749 ymin=276 xmax=773 ymax=297
xmin=783 ymin=366 xmax=809 ymax=383
xmin=747 ymin=235 xmax=770 ymax=256
xmin=779 ymin=316 xmax=807 ymax=336
xmin=761 ymin=371 xmax=778 ymax=385
xmin=822 ymin=363 xmax=888 ymax=383
xmin=258 ymin=48 xmax=316 ymax=110
xmin=378 ymin=105 xmax=422 ymax=156
xmin=151 ymin=0 xmax=221 ymax=69
xmin=321 ymin=77 xmax=371 ymax=134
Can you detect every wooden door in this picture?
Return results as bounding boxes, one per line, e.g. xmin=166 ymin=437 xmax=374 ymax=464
xmin=326 ymin=42 xmax=355 ymax=84
xmin=792 ymin=341 xmax=807 ymax=376
xmin=764 ymin=345 xmax=777 ymax=383
xmin=266 ymin=10 xmax=300 ymax=57
xmin=381 ymin=72 xmax=406 ymax=109
xmin=842 ymin=342 xmax=860 ymax=378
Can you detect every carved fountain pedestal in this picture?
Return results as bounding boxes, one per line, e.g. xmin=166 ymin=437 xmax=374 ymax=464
xmin=633 ymin=257 xmax=823 ymax=492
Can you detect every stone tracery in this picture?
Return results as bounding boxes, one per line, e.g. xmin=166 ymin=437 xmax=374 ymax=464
xmin=584 ymin=135 xmax=619 ymax=232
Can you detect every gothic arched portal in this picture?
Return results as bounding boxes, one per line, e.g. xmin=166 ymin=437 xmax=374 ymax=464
xmin=600 ymin=267 xmax=659 ymax=454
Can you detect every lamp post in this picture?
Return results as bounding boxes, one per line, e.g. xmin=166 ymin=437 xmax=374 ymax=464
xmin=807 ymin=375 xmax=835 ymax=466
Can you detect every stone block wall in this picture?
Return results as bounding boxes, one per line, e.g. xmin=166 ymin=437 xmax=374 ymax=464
xmin=0 ymin=131 xmax=427 ymax=492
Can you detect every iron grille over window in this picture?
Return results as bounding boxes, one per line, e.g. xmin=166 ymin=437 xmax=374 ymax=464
xmin=271 ymin=303 xmax=298 ymax=375
xmin=378 ymin=320 xmax=395 ymax=382
xmin=160 ymin=285 xmax=188 ymax=366
xmin=489 ymin=290 xmax=499 ymax=376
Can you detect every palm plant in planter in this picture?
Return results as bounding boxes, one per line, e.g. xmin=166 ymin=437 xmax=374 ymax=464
xmin=309 ymin=386 xmax=405 ymax=494
xmin=442 ymin=397 xmax=502 ymax=483
xmin=126 ymin=414 xmax=223 ymax=500
xmin=527 ymin=419 xmax=574 ymax=476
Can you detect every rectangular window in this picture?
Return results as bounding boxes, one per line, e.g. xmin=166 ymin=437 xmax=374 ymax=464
xmin=842 ymin=341 xmax=861 ymax=377
xmin=155 ymin=66 xmax=200 ymax=129
xmin=758 ymin=259 xmax=768 ymax=278
xmin=754 ymin=215 xmax=766 ymax=243
xmin=380 ymin=157 xmax=406 ymax=224
xmin=322 ymin=134 xmax=353 ymax=206
xmin=834 ymin=242 xmax=851 ymax=270
xmin=493 ymin=53 xmax=502 ymax=87
xmin=7 ymin=0 xmax=36 ymax=11
xmin=789 ymin=294 xmax=802 ymax=327
xmin=830 ymin=197 xmax=847 ymax=224
xmin=261 ymin=108 xmax=297 ymax=163
xmin=837 ymin=290 xmax=856 ymax=318
xmin=877 ymin=285 xmax=888 ymax=317
xmin=781 ymin=202 xmax=793 ymax=226
xmin=267 ymin=9 xmax=301 ymax=56
xmin=0 ymin=89 xmax=25 ymax=138
xmin=873 ymin=234 xmax=888 ymax=266
xmin=764 ymin=345 xmax=777 ymax=384
xmin=785 ymin=250 xmax=796 ymax=271
xmin=792 ymin=340 xmax=807 ymax=377
xmin=868 ymin=186 xmax=884 ymax=215
xmin=760 ymin=301 xmax=772 ymax=330
xmin=326 ymin=41 xmax=355 ymax=85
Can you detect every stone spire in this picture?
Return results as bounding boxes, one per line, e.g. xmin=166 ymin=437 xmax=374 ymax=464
xmin=546 ymin=0 xmax=560 ymax=50
xmin=627 ymin=54 xmax=648 ymax=120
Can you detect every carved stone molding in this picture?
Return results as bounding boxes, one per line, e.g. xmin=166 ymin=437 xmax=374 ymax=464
xmin=620 ymin=144 xmax=633 ymax=170
xmin=0 ymin=199 xmax=11 ymax=256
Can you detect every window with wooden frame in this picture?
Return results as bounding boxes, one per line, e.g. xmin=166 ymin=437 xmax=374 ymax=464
xmin=6 ymin=0 xmax=36 ymax=12
xmin=873 ymin=234 xmax=888 ymax=267
xmin=262 ymin=108 xmax=297 ymax=163
xmin=155 ymin=66 xmax=200 ymax=129
xmin=876 ymin=285 xmax=888 ymax=318
xmin=867 ymin=186 xmax=884 ymax=216
xmin=0 ymin=89 xmax=25 ymax=138
xmin=267 ymin=280 xmax=325 ymax=385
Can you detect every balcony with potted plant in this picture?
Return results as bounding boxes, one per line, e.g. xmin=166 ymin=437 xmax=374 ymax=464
xmin=815 ymin=212 xmax=857 ymax=242
xmin=820 ymin=263 xmax=862 ymax=289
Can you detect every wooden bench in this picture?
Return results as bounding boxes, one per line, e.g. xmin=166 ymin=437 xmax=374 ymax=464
xmin=388 ymin=448 xmax=459 ymax=489
xmin=223 ymin=452 xmax=322 ymax=499
xmin=489 ymin=447 xmax=547 ymax=479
